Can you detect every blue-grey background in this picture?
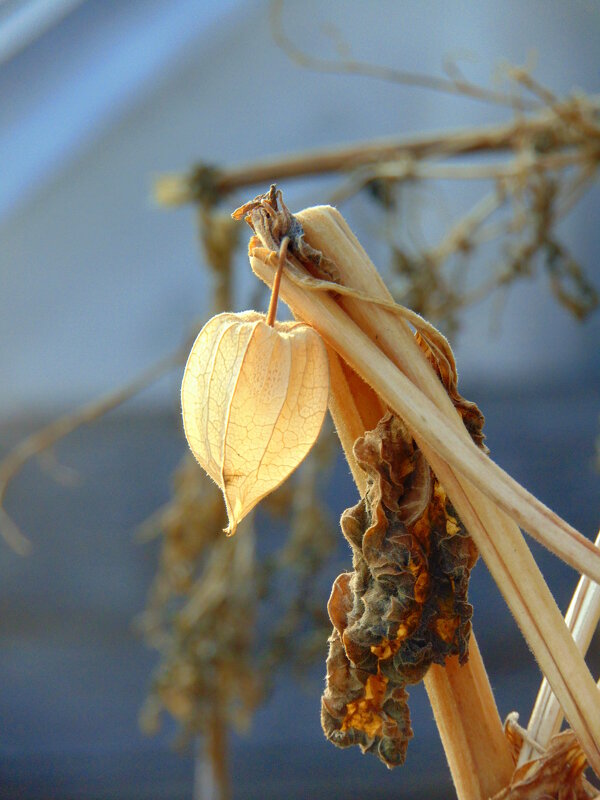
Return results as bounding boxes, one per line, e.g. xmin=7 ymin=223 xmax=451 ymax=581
xmin=1 ymin=1 xmax=599 ymax=798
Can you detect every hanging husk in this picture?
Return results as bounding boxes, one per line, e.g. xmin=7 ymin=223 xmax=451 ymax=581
xmin=181 ymin=310 xmax=329 ymax=534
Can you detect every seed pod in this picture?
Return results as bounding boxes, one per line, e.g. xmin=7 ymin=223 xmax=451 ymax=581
xmin=181 ymin=311 xmax=330 ymax=535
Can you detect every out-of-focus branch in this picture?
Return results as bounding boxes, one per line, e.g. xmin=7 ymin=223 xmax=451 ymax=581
xmin=0 ymin=348 xmax=188 ymax=553
xmin=155 ymin=96 xmax=599 ymax=206
xmin=270 ymin=0 xmax=540 ymax=111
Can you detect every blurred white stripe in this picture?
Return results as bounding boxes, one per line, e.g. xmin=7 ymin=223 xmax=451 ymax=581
xmin=0 ymin=0 xmax=244 ymax=220
xmin=0 ymin=0 xmax=85 ymax=63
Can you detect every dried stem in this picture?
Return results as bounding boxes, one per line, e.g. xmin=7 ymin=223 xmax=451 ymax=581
xmin=0 ymin=348 xmax=188 ymax=553
xmin=250 ymin=239 xmax=600 ymax=581
xmin=156 ymin=96 xmax=599 ymax=204
xmin=270 ymin=0 xmax=539 ymax=111
xmin=194 ymin=707 xmax=231 ymax=800
xmin=249 ymin=205 xmax=600 ymax=779
xmin=266 ymin=236 xmax=289 ymax=326
xmin=425 ymin=637 xmax=515 ymax=799
xmin=519 ymin=529 xmax=600 ymax=765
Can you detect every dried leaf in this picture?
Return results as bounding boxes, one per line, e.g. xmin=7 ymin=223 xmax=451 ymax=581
xmin=181 ymin=311 xmax=329 ymax=534
xmin=493 ymin=726 xmax=596 ymax=800
xmin=321 ymin=412 xmax=479 ymax=767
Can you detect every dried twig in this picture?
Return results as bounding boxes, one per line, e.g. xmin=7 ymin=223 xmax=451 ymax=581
xmin=519 ymin=529 xmax=600 ymax=765
xmin=0 ymin=348 xmax=188 ymax=553
xmin=155 ymin=96 xmax=599 ymax=204
xmin=270 ymin=0 xmax=540 ymax=111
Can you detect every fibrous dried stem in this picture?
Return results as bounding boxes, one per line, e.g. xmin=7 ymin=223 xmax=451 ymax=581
xmin=520 ymin=529 xmax=600 ymax=766
xmin=0 ymin=348 xmax=188 ymax=553
xmin=270 ymin=0 xmax=540 ymax=111
xmin=249 ymin=205 xmax=600 ymax=781
xmin=250 ymin=217 xmax=600 ymax=584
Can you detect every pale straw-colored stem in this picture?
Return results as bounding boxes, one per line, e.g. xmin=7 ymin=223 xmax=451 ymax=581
xmin=519 ymin=529 xmax=600 ymax=765
xmin=293 ymin=208 xmax=600 ymax=583
xmin=249 ymin=207 xmax=600 ymax=778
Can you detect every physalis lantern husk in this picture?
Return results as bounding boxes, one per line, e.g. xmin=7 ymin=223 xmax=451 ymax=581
xmin=181 ymin=311 xmax=330 ymax=534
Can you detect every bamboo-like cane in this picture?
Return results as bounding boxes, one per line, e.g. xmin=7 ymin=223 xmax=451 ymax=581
xmin=519 ymin=529 xmax=600 ymax=765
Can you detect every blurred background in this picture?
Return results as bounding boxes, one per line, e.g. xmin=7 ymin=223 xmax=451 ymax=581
xmin=1 ymin=0 xmax=599 ymax=798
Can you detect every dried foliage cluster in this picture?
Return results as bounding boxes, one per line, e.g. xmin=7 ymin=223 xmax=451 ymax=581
xmin=1 ymin=35 xmax=599 ymax=800
xmin=244 ymin=187 xmax=600 ymax=798
xmin=322 ymin=410 xmax=480 ymax=767
xmin=158 ymin=74 xmax=599 ymax=339
xmin=138 ymin=438 xmax=338 ymax=751
xmin=146 ymin=69 xmax=600 ymax=790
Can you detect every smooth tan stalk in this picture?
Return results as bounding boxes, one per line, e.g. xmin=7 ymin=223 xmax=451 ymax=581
xmin=426 ymin=639 xmax=515 ymax=800
xmin=326 ymin=348 xmax=386 ymax=487
xmin=327 ymin=347 xmax=513 ymax=798
xmin=249 ymin=214 xmax=600 ymax=777
xmin=520 ymin=529 xmax=600 ymax=765
xmin=251 ymin=244 xmax=600 ymax=585
xmin=250 ymin=250 xmax=600 ymax=585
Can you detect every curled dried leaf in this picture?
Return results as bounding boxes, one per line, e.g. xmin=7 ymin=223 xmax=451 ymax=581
xmin=181 ymin=311 xmax=330 ymax=534
xmin=494 ymin=720 xmax=596 ymax=800
xmin=321 ymin=412 xmax=480 ymax=768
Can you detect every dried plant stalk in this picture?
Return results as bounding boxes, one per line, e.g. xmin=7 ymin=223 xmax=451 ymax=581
xmin=426 ymin=637 xmax=516 ymax=799
xmin=156 ymin=95 xmax=599 ymax=203
xmin=519 ymin=529 xmax=600 ymax=765
xmin=247 ymin=200 xmax=600 ymax=779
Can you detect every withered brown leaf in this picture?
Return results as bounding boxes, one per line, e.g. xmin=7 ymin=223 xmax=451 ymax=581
xmin=321 ymin=403 xmax=481 ymax=768
xmin=493 ymin=726 xmax=596 ymax=800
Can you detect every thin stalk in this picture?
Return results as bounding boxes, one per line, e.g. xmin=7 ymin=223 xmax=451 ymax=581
xmin=156 ymin=97 xmax=599 ymax=204
xmin=271 ymin=0 xmax=539 ymax=111
xmin=519 ymin=529 xmax=600 ymax=765
xmin=266 ymin=236 xmax=289 ymax=326
xmin=0 ymin=348 xmax=188 ymax=553
xmin=194 ymin=703 xmax=231 ymax=800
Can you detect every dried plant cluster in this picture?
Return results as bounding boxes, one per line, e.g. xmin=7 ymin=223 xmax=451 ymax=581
xmin=140 ymin=73 xmax=600 ymax=798
xmin=322 ymin=411 xmax=479 ymax=767
xmin=1 ymin=55 xmax=599 ymax=800
xmin=157 ymin=74 xmax=599 ymax=336
xmin=243 ymin=187 xmax=600 ymax=798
